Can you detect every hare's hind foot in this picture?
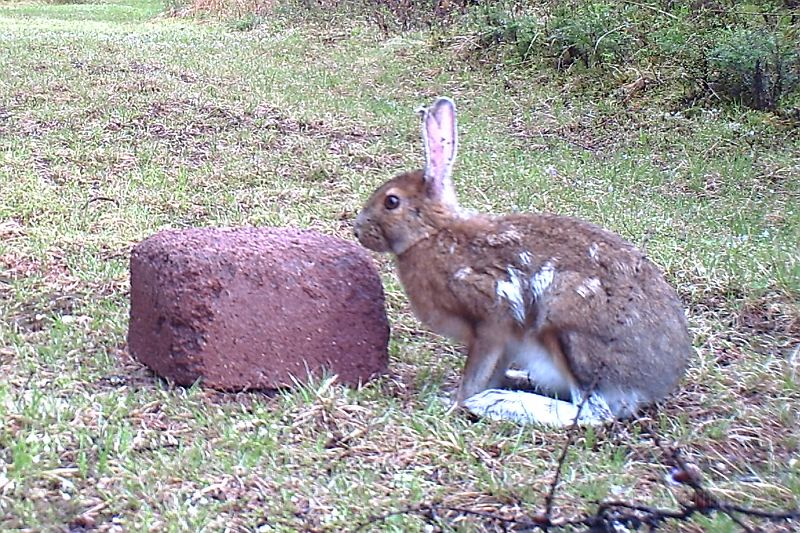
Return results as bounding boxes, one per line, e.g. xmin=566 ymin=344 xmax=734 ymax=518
xmin=463 ymin=389 xmax=614 ymax=427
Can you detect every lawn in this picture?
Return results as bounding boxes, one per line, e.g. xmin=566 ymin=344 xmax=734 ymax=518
xmin=0 ymin=0 xmax=799 ymax=531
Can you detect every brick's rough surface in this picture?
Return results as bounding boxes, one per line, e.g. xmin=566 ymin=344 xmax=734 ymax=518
xmin=128 ymin=227 xmax=390 ymax=390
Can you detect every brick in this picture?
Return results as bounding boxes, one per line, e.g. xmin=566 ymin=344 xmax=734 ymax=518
xmin=128 ymin=227 xmax=390 ymax=390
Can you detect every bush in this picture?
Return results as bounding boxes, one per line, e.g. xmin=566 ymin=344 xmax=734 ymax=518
xmin=177 ymin=0 xmax=800 ymax=113
xmin=471 ymin=1 xmax=637 ymax=69
xmin=545 ymin=2 xmax=633 ymax=70
xmin=228 ymin=12 xmax=264 ymax=30
xmin=470 ymin=1 xmax=542 ymax=63
xmin=467 ymin=0 xmax=799 ymax=112
xmin=709 ymin=28 xmax=800 ymax=110
xmin=176 ymin=0 xmax=274 ymax=19
xmin=287 ymin=0 xmax=469 ymax=35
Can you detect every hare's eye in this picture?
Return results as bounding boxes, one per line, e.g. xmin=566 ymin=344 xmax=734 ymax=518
xmin=384 ymin=194 xmax=400 ymax=210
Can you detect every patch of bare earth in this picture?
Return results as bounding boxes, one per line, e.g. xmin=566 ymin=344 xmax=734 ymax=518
xmin=102 ymin=99 xmax=381 ymax=165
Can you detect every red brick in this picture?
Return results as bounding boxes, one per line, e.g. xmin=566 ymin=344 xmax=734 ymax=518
xmin=128 ymin=227 xmax=389 ymax=390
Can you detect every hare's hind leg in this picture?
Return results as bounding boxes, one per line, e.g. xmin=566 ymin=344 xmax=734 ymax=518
xmin=571 ymin=389 xmax=615 ymax=424
xmin=463 ymin=389 xmax=615 ymax=426
xmin=464 ymin=332 xmax=616 ymax=426
xmin=463 ymin=389 xmax=581 ymax=426
xmin=504 ymin=332 xmax=574 ymax=398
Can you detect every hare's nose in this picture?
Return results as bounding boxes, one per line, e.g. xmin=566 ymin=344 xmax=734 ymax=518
xmin=353 ymin=213 xmax=365 ymax=239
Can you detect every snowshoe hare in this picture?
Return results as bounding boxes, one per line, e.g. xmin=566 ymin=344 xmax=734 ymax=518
xmin=354 ymin=97 xmax=691 ymax=426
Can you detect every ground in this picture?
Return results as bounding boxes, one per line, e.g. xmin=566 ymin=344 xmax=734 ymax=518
xmin=0 ymin=0 xmax=799 ymax=531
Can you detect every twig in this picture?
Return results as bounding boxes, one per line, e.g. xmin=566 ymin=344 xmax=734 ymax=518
xmin=594 ymin=25 xmax=627 ymax=55
xmin=665 ymin=446 xmax=756 ymax=533
xmin=723 ymin=504 xmax=800 ymax=521
xmin=355 ymin=503 xmax=432 ymax=531
xmin=654 ymin=434 xmax=800 ymax=531
xmin=85 ymin=195 xmax=120 ymax=208
xmin=541 ymin=387 xmax=596 ymax=528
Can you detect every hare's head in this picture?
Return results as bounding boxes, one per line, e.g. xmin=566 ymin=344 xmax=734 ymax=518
xmin=354 ymin=97 xmax=461 ymax=255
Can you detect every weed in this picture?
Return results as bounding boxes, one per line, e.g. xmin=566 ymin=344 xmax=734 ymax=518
xmin=469 ymin=1 xmax=542 ymax=64
xmin=709 ymin=27 xmax=800 ymax=110
xmin=546 ymin=1 xmax=633 ymax=70
xmin=227 ymin=11 xmax=262 ymax=30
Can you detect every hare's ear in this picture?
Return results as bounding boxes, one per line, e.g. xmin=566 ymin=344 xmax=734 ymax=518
xmin=421 ymin=97 xmax=459 ymax=208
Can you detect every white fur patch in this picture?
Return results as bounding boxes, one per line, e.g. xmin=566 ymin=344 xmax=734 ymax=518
xmin=519 ymin=251 xmax=533 ymax=266
xmin=464 ymin=389 xmax=581 ymax=426
xmin=612 ymin=260 xmax=631 ymax=274
xmin=453 ymin=266 xmax=472 ymax=281
xmin=570 ymin=388 xmax=617 ymax=422
xmin=496 ymin=268 xmax=525 ymax=324
xmin=486 ymin=230 xmax=523 ymax=247
xmin=578 ymin=393 xmax=615 ymax=423
xmin=598 ymin=389 xmax=643 ymax=418
xmin=575 ymin=277 xmax=602 ymax=298
xmin=530 ymin=261 xmax=555 ymax=300
xmin=507 ymin=337 xmax=571 ymax=397
xmin=504 ymin=368 xmax=533 ymax=383
xmin=588 ymin=242 xmax=600 ymax=260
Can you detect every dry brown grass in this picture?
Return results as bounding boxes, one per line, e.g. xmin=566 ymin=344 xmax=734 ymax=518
xmin=181 ymin=0 xmax=275 ymax=17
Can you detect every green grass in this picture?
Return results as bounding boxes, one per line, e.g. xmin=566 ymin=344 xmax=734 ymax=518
xmin=1 ymin=0 xmax=799 ymax=530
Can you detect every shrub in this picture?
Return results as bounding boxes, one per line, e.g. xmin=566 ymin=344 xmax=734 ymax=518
xmin=181 ymin=0 xmax=274 ymax=19
xmin=176 ymin=0 xmax=800 ymax=113
xmin=228 ymin=12 xmax=264 ymax=30
xmin=286 ymin=0 xmax=469 ymax=35
xmin=470 ymin=1 xmax=542 ymax=63
xmin=708 ymin=28 xmax=800 ymax=111
xmin=545 ymin=1 xmax=633 ymax=70
xmin=466 ymin=1 xmax=799 ymax=112
xmin=469 ymin=1 xmax=635 ymax=69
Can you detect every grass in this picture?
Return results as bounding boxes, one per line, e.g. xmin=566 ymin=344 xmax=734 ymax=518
xmin=1 ymin=0 xmax=799 ymax=530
